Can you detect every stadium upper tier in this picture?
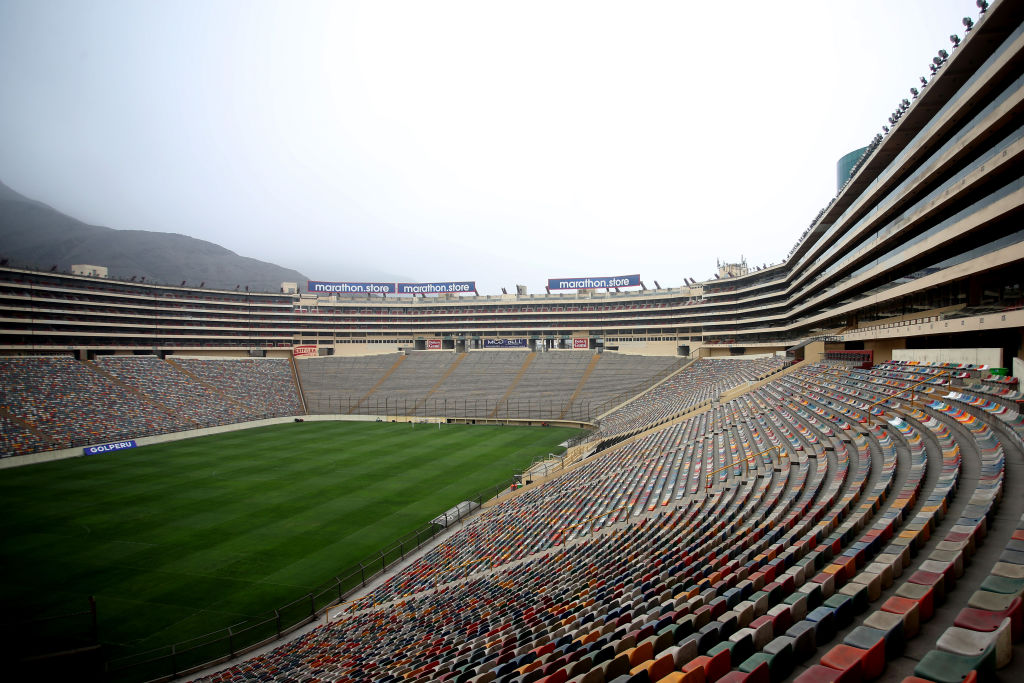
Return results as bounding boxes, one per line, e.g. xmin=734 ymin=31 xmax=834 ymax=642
xmin=1 ymin=2 xmax=1022 ymax=360
xmin=1 ymin=4 xmax=1023 ymax=362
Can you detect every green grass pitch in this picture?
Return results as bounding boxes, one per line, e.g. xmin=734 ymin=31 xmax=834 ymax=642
xmin=0 ymin=420 xmax=580 ymax=661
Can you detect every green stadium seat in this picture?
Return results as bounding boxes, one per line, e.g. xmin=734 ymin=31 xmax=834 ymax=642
xmin=978 ymin=575 xmax=1024 ymax=597
xmin=823 ymin=594 xmax=856 ymax=630
xmin=913 ymin=645 xmax=996 ymax=683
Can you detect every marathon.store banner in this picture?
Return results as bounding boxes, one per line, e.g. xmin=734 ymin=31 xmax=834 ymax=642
xmin=307 ymin=281 xmax=396 ymax=294
xmin=307 ymin=280 xmax=476 ymax=295
xmin=547 ymin=274 xmax=641 ymax=290
xmin=397 ymin=281 xmax=476 ymax=294
xmin=292 ymin=344 xmax=318 ymax=358
xmin=483 ymin=338 xmax=528 ymax=348
xmin=84 ymin=440 xmax=137 ymax=456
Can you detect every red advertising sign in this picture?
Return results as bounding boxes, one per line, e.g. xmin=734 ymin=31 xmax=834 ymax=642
xmin=426 ymin=339 xmax=442 ymax=350
xmin=573 ymin=338 xmax=589 ymax=349
xmin=292 ymin=344 xmax=318 ymax=357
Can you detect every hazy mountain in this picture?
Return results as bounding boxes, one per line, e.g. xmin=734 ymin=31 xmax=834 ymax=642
xmin=0 ymin=180 xmax=391 ymax=293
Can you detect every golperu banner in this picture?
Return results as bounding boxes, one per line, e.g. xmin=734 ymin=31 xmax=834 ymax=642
xmin=547 ymin=274 xmax=641 ymax=290
xmin=307 ymin=280 xmax=396 ymax=294
xmin=397 ymin=281 xmax=476 ymax=294
xmin=292 ymin=345 xmax=318 ymax=357
xmin=83 ymin=440 xmax=137 ymax=456
xmin=573 ymin=338 xmax=589 ymax=349
xmin=426 ymin=339 xmax=442 ymax=350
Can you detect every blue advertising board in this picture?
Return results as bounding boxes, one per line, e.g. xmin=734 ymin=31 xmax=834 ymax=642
xmin=307 ymin=281 xmax=397 ymax=294
xmin=547 ymin=274 xmax=641 ymax=290
xmin=483 ymin=338 xmax=528 ymax=348
xmin=308 ymin=281 xmax=476 ymax=294
xmin=83 ymin=439 xmax=138 ymax=456
xmin=397 ymin=281 xmax=476 ymax=294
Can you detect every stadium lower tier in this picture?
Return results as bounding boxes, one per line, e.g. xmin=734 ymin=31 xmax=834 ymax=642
xmin=195 ymin=362 xmax=1024 ymax=683
xmin=0 ymin=356 xmax=304 ymax=456
xmin=0 ymin=352 xmax=787 ymax=458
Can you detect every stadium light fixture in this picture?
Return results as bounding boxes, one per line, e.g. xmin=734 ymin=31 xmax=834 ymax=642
xmin=938 ymin=49 xmax=949 ymax=60
xmin=976 ymin=0 xmax=987 ymax=13
xmin=963 ymin=17 xmax=973 ymax=31
xmin=950 ymin=34 xmax=960 ymax=47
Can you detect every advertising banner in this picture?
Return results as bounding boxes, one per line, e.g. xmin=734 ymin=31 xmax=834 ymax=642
xmin=483 ymin=338 xmax=528 ymax=348
xmin=292 ymin=345 xmax=318 ymax=358
xmin=307 ymin=281 xmax=396 ymax=294
xmin=397 ymin=281 xmax=476 ymax=295
xmin=426 ymin=339 xmax=442 ymax=350
xmin=547 ymin=274 xmax=641 ymax=290
xmin=308 ymin=280 xmax=477 ymax=295
xmin=83 ymin=440 xmax=137 ymax=456
xmin=573 ymin=338 xmax=589 ymax=349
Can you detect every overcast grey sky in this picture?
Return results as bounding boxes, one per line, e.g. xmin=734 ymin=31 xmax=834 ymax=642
xmin=0 ymin=0 xmax=982 ymax=293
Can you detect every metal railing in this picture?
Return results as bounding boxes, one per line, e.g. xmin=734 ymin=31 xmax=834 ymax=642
xmin=307 ymin=396 xmax=594 ymax=423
